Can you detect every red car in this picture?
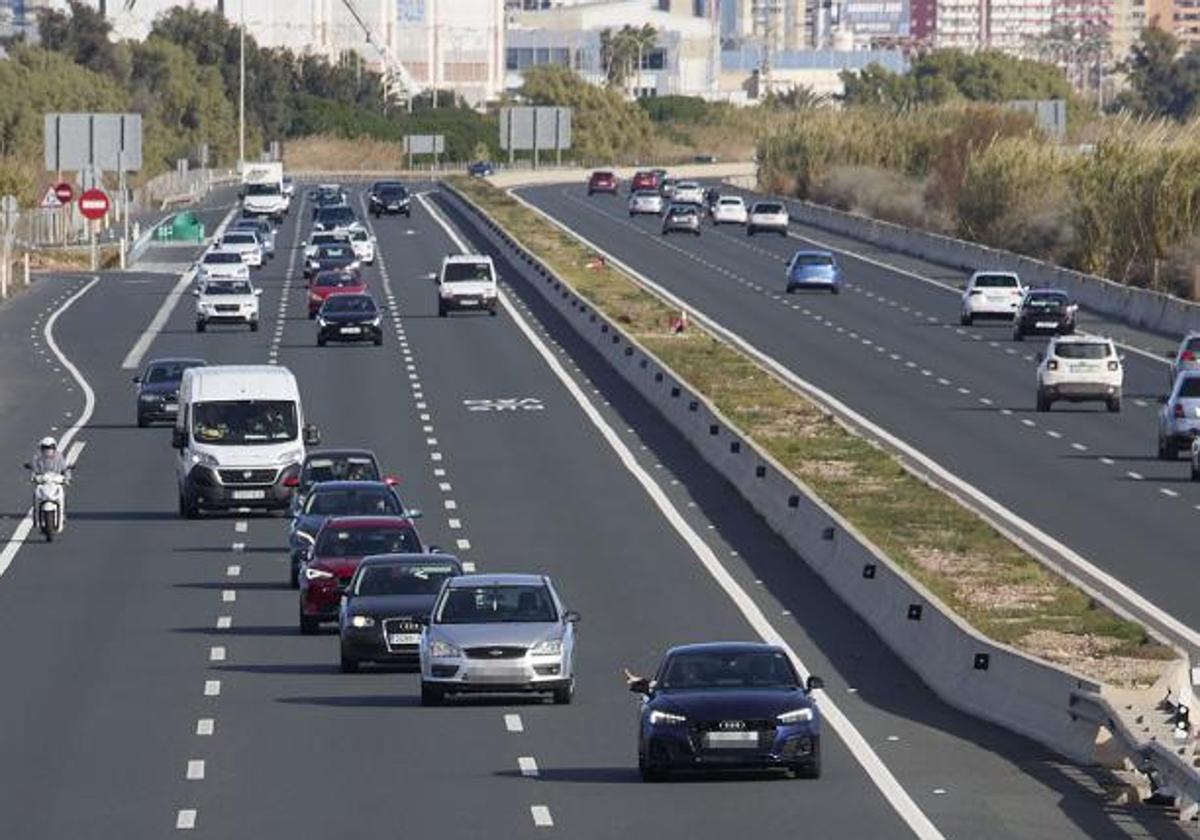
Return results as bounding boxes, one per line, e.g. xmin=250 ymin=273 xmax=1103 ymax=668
xmin=588 ymin=170 xmax=618 ymax=196
xmin=299 ymin=515 xmax=425 ymax=633
xmin=308 ymin=269 xmax=366 ymax=318
xmin=631 ymin=170 xmax=660 ymax=193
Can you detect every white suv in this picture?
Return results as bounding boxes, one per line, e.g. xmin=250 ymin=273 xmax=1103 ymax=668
xmin=711 ymin=196 xmax=748 ymax=225
xmin=194 ymin=277 xmax=262 ymax=332
xmin=1035 ymin=335 xmax=1123 ymax=413
xmin=438 ymin=254 xmax=498 ymax=317
xmin=960 ymin=271 xmax=1024 ymax=325
xmin=348 ymin=228 xmax=376 ymax=265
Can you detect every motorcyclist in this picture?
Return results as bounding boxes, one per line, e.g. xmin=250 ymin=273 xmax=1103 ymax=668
xmin=31 ymin=436 xmax=68 ymax=477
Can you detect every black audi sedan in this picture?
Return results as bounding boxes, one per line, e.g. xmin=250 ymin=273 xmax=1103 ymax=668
xmin=133 ymin=357 xmax=206 ymax=427
xmin=316 ymin=293 xmax=383 ymax=346
xmin=1012 ymin=289 xmax=1077 ymax=341
xmin=630 ymin=642 xmax=823 ymax=781
xmin=338 ymin=553 xmax=462 ymax=671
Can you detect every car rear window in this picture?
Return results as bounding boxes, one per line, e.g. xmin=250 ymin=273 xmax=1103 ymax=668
xmin=222 ymin=234 xmax=256 ymax=245
xmin=353 ymin=562 xmax=457 ymax=596
xmin=315 ymin=273 xmax=359 ymax=288
xmin=204 ymin=252 xmax=242 ymax=264
xmin=1179 ymin=377 xmax=1200 ymax=398
xmin=316 ymin=526 xmax=420 ymax=557
xmin=718 ymin=197 xmax=743 ymax=206
xmin=974 ymin=274 xmax=1019 ymax=288
xmin=323 ymin=295 xmax=376 ymax=313
xmin=307 ymin=489 xmax=397 ymax=516
xmin=1053 ymin=342 xmax=1110 ymax=359
xmin=317 ymin=246 xmax=352 ymax=259
xmin=754 ymin=203 xmax=784 ymax=214
xmin=793 ymin=254 xmax=833 ymax=268
xmin=436 ymin=585 xmax=557 ymax=624
xmin=1185 ymin=338 xmax=1200 ymax=353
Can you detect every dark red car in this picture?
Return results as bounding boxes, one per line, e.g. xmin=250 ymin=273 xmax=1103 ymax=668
xmin=631 ymin=170 xmax=659 ymax=193
xmin=588 ymin=170 xmax=618 ymax=196
xmin=299 ymin=515 xmax=425 ymax=633
xmin=308 ymin=269 xmax=367 ymax=318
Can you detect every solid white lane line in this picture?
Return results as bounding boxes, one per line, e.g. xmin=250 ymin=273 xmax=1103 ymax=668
xmin=122 ymin=267 xmax=198 ymax=370
xmin=186 ymin=760 xmax=205 ymax=780
xmin=216 ymin=616 xmax=232 ymax=629
xmin=0 ymin=276 xmax=99 ymax=581
xmin=176 ymin=809 xmax=197 ymax=830
xmin=530 ymin=806 xmax=554 ymax=828
xmin=64 ymin=440 xmax=86 ymax=467
xmin=425 ymin=194 xmax=944 ymax=840
xmin=518 ymin=756 xmax=539 ymax=777
xmin=504 ymin=714 xmax=524 ymax=732
xmin=203 ymin=680 xmax=221 ymax=697
xmin=209 ymin=646 xmax=226 ymax=662
xmin=196 ymin=719 xmax=214 ymax=736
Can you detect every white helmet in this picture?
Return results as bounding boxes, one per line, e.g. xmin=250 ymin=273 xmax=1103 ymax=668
xmin=39 ymin=436 xmax=57 ymax=450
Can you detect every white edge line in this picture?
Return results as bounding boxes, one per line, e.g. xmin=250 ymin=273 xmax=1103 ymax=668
xmin=507 ymin=188 xmax=1200 ymax=653
xmin=421 ymin=192 xmax=944 ymax=840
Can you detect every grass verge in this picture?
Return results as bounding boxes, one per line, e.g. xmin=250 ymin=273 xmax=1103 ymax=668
xmin=449 ymin=175 xmax=1175 ymax=689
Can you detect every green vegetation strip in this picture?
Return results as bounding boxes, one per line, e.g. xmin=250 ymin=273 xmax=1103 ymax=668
xmin=450 ymin=176 xmax=1174 ymax=688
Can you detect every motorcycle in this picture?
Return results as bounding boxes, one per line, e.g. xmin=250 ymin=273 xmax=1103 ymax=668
xmin=24 ymin=466 xmax=68 ymax=541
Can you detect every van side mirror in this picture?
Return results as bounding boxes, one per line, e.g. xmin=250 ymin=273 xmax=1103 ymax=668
xmin=303 ymin=425 xmax=321 ymax=446
xmin=22 ymin=462 xmax=31 ymax=470
xmin=628 ymin=677 xmax=651 ymax=695
xmin=806 ymin=675 xmax=824 ymax=692
xmin=564 ymin=610 xmax=581 ymax=623
xmin=253 ymin=288 xmax=263 ymax=296
xmin=131 ymin=376 xmax=142 ymax=384
xmin=171 ymin=428 xmax=185 ymax=450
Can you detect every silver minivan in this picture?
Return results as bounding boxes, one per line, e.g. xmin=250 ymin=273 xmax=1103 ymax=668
xmin=1158 ymin=372 xmax=1200 ymax=459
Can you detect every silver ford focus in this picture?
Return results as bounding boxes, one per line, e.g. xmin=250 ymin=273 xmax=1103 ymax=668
xmin=419 ymin=573 xmax=579 ymax=705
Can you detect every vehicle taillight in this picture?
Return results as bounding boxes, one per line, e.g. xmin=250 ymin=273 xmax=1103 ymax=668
xmin=1107 ymin=361 xmax=1119 ymax=371
xmin=1175 ymin=404 xmax=1186 ymax=418
xmin=1184 ymin=351 xmax=1196 ymax=362
xmin=1047 ymin=360 xmax=1058 ymax=370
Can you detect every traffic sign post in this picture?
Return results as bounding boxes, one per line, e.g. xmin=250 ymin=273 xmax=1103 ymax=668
xmin=54 ymin=182 xmax=73 ymax=204
xmin=79 ymin=188 xmax=109 ymax=271
xmin=0 ymin=195 xmax=17 ymax=299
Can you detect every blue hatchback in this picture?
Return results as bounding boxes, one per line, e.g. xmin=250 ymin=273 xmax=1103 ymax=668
xmin=630 ymin=642 xmax=823 ymax=781
xmin=786 ymin=250 xmax=840 ymax=294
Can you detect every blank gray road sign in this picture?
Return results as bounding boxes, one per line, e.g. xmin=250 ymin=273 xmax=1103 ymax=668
xmin=44 ymin=113 xmax=143 ymax=172
xmin=500 ymin=107 xmax=571 ymax=151
xmin=404 ymin=135 xmax=445 ymax=155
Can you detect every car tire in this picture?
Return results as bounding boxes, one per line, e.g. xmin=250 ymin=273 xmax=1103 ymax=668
xmin=289 ymin=560 xmax=300 ymax=589
xmin=308 ymin=311 xmax=316 ymax=320
xmin=693 ymin=230 xmax=701 ymax=237
xmin=960 ymin=312 xmax=972 ymax=326
xmin=1036 ymin=390 xmax=1051 ymax=412
xmin=438 ymin=303 xmax=447 ymax=318
xmin=552 ymin=681 xmax=574 ymax=705
xmin=249 ymin=320 xmax=259 ymax=332
xmin=785 ymin=285 xmax=794 ymax=294
xmin=299 ymin=610 xmax=320 ymax=636
xmin=1013 ymin=328 xmax=1023 ymax=341
xmin=180 ymin=489 xmax=199 ymax=520
xmin=830 ymin=286 xmax=839 ymax=295
xmin=1192 ymin=463 xmax=1200 ymax=481
xmin=794 ymin=740 xmax=821 ymax=779
xmin=137 ymin=412 xmax=149 ymax=428
xmin=489 ymin=305 xmax=498 ymax=317
xmin=340 ymin=653 xmax=360 ymax=673
xmin=317 ymin=335 xmax=326 ymax=347
xmin=420 ymin=681 xmax=445 ymax=706
xmin=1107 ymin=397 xmax=1121 ymax=413
xmin=373 ymin=334 xmax=383 ymax=345
xmin=747 ymin=228 xmax=755 ymax=237
xmin=1163 ymin=439 xmax=1179 ymax=460
xmin=638 ymin=754 xmax=666 ymax=783
xmin=196 ymin=320 xmax=206 ymax=333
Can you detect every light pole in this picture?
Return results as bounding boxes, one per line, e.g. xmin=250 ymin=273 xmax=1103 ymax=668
xmin=238 ymin=0 xmax=246 ymax=170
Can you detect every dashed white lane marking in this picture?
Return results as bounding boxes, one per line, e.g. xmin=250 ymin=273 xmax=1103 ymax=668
xmin=1046 ymin=431 xmax=1062 ymax=439
xmin=439 ymin=482 xmax=452 ymax=492
xmin=1000 ymin=408 xmax=1013 ymax=416
xmin=518 ymin=756 xmax=540 ymax=777
xmin=176 ymin=809 xmax=197 ymax=830
xmin=209 ymin=646 xmax=226 ymax=662
xmin=216 ymin=616 xmax=232 ymax=630
xmin=231 ymin=542 xmax=245 ymax=553
xmin=234 ymin=521 xmax=247 ymax=533
xmin=430 ymin=452 xmax=443 ymax=462
xmin=448 ymin=518 xmax=462 ymax=529
xmin=444 ymin=500 xmax=457 ymax=510
xmin=222 ymin=589 xmax=236 ymax=603
xmin=462 ymin=561 xmax=477 ymax=572
xmin=226 ymin=565 xmax=241 ymax=577
xmin=457 ymin=538 xmax=471 ymax=550
xmin=1127 ymin=471 xmax=1144 ymax=481
xmin=979 ymin=397 xmax=993 ymax=405
xmin=186 ymin=760 xmax=205 ymax=780
xmin=433 ymin=468 xmax=446 ymax=477
xmin=204 ymin=680 xmax=221 ymax=697
xmin=1072 ymin=443 xmax=1088 ymax=451
xmin=531 ymin=806 xmax=554 ymax=827
xmin=1021 ymin=419 xmax=1036 ymax=428
xmin=1162 ymin=489 xmax=1180 ymax=498
xmin=1100 ymin=457 xmax=1115 ymax=465
xmin=505 ymin=714 xmax=524 ymax=732
xmin=196 ymin=719 xmax=214 ymax=736
xmin=1135 ymin=399 xmax=1148 ymax=407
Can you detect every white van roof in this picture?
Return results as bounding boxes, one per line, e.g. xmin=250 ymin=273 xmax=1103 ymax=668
xmin=183 ymin=365 xmax=299 ymax=402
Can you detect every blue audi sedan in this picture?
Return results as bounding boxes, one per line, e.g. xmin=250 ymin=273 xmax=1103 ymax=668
xmin=630 ymin=642 xmax=823 ymax=781
xmin=785 ymin=250 xmax=840 ymax=294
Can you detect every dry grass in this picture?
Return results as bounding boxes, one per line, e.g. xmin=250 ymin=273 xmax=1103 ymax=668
xmin=451 ymin=175 xmax=1175 ymax=688
xmin=284 ymin=135 xmax=406 ymax=172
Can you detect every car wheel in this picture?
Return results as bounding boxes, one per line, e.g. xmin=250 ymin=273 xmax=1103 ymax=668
xmin=420 ymin=681 xmax=444 ymax=706
xmin=489 ymin=305 xmax=498 ymax=317
xmin=308 ymin=311 xmax=316 ymax=320
xmin=693 ymin=230 xmax=701 ymax=237
xmin=196 ymin=320 xmax=206 ymax=333
xmin=794 ymin=739 xmax=821 ymax=779
xmin=1192 ymin=463 xmax=1200 ymax=481
xmin=1164 ymin=439 xmax=1179 ymax=460
xmin=747 ymin=228 xmax=755 ymax=237
xmin=629 ymin=212 xmax=635 ymax=217
xmin=552 ymin=681 xmax=574 ymax=705
xmin=1107 ymin=397 xmax=1121 ymax=413
xmin=438 ymin=303 xmax=447 ymax=318
xmin=960 ymin=312 xmax=973 ymax=326
xmin=289 ymin=559 xmax=300 ymax=589
xmin=373 ymin=334 xmax=383 ymax=345
xmin=830 ymin=286 xmax=839 ymax=295
xmin=180 ymin=489 xmax=199 ymax=520
xmin=249 ymin=320 xmax=259 ymax=332
xmin=1036 ymin=390 xmax=1050 ymax=412
xmin=317 ymin=335 xmax=326 ymax=347
xmin=137 ymin=412 xmax=149 ymax=428
xmin=638 ymin=754 xmax=666 ymax=782
xmin=299 ymin=610 xmax=320 ymax=635
xmin=339 ymin=653 xmax=360 ymax=673
xmin=1013 ymin=328 xmax=1023 ymax=341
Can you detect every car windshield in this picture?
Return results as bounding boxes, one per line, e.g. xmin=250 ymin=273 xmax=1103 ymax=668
xmin=1026 ymin=293 xmax=1066 ymax=308
xmin=203 ymin=252 xmax=242 ymax=264
xmin=315 ymin=526 xmax=420 ymax=558
xmin=1179 ymin=377 xmax=1200 ymax=397
xmin=317 ymin=207 xmax=356 ymax=226
xmin=353 ymin=562 xmax=457 ymax=596
xmin=222 ymin=234 xmax=255 ymax=246
xmin=754 ymin=203 xmax=784 ymax=214
xmin=203 ymin=280 xmax=252 ymax=295
xmin=245 ymin=183 xmax=279 ymax=196
xmin=305 ymin=488 xmax=398 ymax=516
xmin=436 ymin=585 xmax=557 ymax=624
xmin=315 ymin=273 xmax=359 ymax=288
xmin=443 ymin=262 xmax=492 ymax=283
xmin=1053 ymin=342 xmax=1110 ymax=359
xmin=323 ymin=295 xmax=376 ymax=313
xmin=634 ymin=191 xmax=658 ymax=199
xmin=974 ymin=274 xmax=1019 ymax=288
xmin=1184 ymin=338 xmax=1200 ymax=353
xmin=593 ymin=172 xmax=614 ymax=179
xmin=793 ymin=254 xmax=833 ymax=268
xmin=192 ymin=400 xmax=297 ymax=444
xmin=659 ymin=650 xmax=798 ymax=690
xmin=145 ymin=361 xmax=201 ymax=383
xmin=302 ymin=456 xmax=380 ymax=486
xmin=317 ymin=246 xmax=353 ymax=260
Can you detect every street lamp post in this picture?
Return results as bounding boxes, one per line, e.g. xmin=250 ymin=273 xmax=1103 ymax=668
xmin=239 ymin=0 xmax=246 ymax=170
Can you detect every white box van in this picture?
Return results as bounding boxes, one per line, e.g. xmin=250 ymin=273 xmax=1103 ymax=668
xmin=173 ymin=365 xmax=319 ymax=517
xmin=241 ymin=162 xmax=289 ymax=221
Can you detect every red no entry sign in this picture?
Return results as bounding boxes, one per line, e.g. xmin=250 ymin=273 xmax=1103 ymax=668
xmin=54 ymin=182 xmax=73 ymax=204
xmin=78 ymin=188 xmax=110 ymax=220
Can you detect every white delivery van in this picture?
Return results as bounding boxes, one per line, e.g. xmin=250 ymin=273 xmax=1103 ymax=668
xmin=241 ymin=162 xmax=289 ymax=221
xmin=173 ymin=365 xmax=320 ymax=517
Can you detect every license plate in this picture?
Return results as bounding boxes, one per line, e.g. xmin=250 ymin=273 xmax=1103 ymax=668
xmin=340 ymin=326 xmax=361 ymax=334
xmin=231 ymin=489 xmax=266 ymax=500
xmin=1068 ymin=364 xmax=1097 ymax=374
xmin=389 ymin=633 xmax=420 ymax=645
xmin=705 ymin=732 xmax=758 ymax=748
xmin=1035 ymin=321 xmax=1058 ymax=329
xmin=165 ymin=404 xmax=178 ymax=412
xmin=458 ymin=299 xmax=478 ymax=307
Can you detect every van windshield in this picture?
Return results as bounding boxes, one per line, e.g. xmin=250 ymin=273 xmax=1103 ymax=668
xmin=246 ymin=183 xmax=280 ymax=196
xmin=443 ymin=262 xmax=493 ymax=283
xmin=193 ymin=400 xmax=298 ymax=444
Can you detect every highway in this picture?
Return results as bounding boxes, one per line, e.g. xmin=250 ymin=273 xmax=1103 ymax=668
xmin=518 ymin=182 xmax=1200 ymax=637
xmin=0 ymin=180 xmax=1185 ymax=839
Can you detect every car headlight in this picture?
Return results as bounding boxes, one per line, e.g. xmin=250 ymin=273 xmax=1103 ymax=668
xmin=139 ymin=394 xmax=160 ymax=402
xmin=530 ymin=638 xmax=562 ymax=656
xmin=304 ymin=566 xmax=334 ymax=581
xmin=350 ymin=615 xmax=375 ymax=628
xmin=429 ymin=638 xmax=461 ymax=658
xmin=191 ymin=451 xmax=219 ymax=468
xmin=317 ymin=317 xmax=328 ymax=327
xmin=648 ymin=710 xmax=687 ymax=726
xmin=777 ymin=708 xmax=814 ymax=724
xmin=369 ymin=316 xmax=380 ymax=326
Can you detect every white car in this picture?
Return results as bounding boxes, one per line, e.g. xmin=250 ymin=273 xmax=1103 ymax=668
xmin=960 ymin=271 xmax=1024 ymax=325
xmin=282 ymin=177 xmax=295 ymax=199
xmin=673 ymin=181 xmax=704 ymax=205
xmin=196 ymin=248 xmax=250 ymax=283
xmin=438 ymin=254 xmax=498 ymax=317
xmin=1035 ymin=335 xmax=1123 ymax=413
xmin=348 ymin=228 xmax=376 ymax=265
xmin=194 ymin=277 xmax=262 ymax=332
xmin=711 ymin=196 xmax=748 ymax=225
xmin=628 ymin=191 xmax=664 ymax=216
xmin=219 ymin=231 xmax=264 ymax=268
xmin=303 ymin=230 xmax=350 ymax=261
xmin=747 ymin=201 xmax=789 ymax=236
